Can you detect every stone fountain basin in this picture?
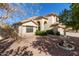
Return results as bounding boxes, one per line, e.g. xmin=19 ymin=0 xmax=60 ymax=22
xmin=57 ymin=43 xmax=75 ymax=51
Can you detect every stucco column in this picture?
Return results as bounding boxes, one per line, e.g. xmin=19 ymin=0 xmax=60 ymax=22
xmin=40 ymin=19 xmax=44 ymax=31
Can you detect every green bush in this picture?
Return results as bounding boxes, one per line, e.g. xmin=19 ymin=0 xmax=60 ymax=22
xmin=56 ymin=31 xmax=60 ymax=36
xmin=46 ymin=29 xmax=54 ymax=35
xmin=46 ymin=29 xmax=60 ymax=36
xmin=35 ymin=30 xmax=47 ymax=36
xmin=35 ymin=29 xmax=60 ymax=36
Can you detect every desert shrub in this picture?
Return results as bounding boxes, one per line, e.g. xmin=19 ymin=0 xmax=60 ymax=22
xmin=2 ymin=25 xmax=19 ymax=39
xmin=35 ymin=30 xmax=47 ymax=36
xmin=46 ymin=29 xmax=60 ymax=36
xmin=56 ymin=31 xmax=60 ymax=36
xmin=35 ymin=29 xmax=60 ymax=36
xmin=46 ymin=29 xmax=54 ymax=35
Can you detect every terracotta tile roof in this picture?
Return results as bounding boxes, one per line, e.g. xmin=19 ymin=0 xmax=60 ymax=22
xmin=33 ymin=16 xmax=48 ymax=20
xmin=21 ymin=16 xmax=38 ymax=23
xmin=58 ymin=24 xmax=66 ymax=28
xmin=22 ymin=20 xmax=38 ymax=25
xmin=20 ymin=16 xmax=47 ymax=23
xmin=45 ymin=13 xmax=59 ymax=17
xmin=13 ymin=13 xmax=58 ymax=25
xmin=13 ymin=16 xmax=48 ymax=25
xmin=50 ymin=23 xmax=59 ymax=27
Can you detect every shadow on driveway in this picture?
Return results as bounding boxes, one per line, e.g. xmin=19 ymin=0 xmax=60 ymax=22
xmin=32 ymin=35 xmax=79 ymax=56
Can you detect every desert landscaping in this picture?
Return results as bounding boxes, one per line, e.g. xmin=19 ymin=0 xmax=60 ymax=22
xmin=0 ymin=34 xmax=79 ymax=56
xmin=0 ymin=3 xmax=79 ymax=56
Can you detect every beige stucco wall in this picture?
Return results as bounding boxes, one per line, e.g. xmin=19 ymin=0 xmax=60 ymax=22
xmin=34 ymin=18 xmax=48 ymax=31
xmin=40 ymin=18 xmax=46 ymax=31
xmin=58 ymin=28 xmax=64 ymax=35
xmin=18 ymin=21 xmax=37 ymax=37
xmin=19 ymin=26 xmax=37 ymax=37
xmin=46 ymin=16 xmax=59 ymax=30
xmin=44 ymin=23 xmax=48 ymax=31
xmin=18 ymin=15 xmax=60 ymax=36
xmin=34 ymin=16 xmax=59 ymax=31
xmin=22 ymin=22 xmax=37 ymax=27
xmin=47 ymin=16 xmax=56 ymax=25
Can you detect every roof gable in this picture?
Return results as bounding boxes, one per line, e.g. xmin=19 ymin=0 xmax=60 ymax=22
xmin=34 ymin=16 xmax=48 ymax=20
xmin=22 ymin=20 xmax=37 ymax=25
xmin=45 ymin=13 xmax=58 ymax=17
xmin=22 ymin=21 xmax=38 ymax=27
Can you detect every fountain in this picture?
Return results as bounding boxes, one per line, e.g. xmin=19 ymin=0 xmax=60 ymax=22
xmin=57 ymin=36 xmax=75 ymax=51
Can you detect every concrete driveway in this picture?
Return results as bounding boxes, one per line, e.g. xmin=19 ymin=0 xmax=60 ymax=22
xmin=66 ymin=32 xmax=79 ymax=37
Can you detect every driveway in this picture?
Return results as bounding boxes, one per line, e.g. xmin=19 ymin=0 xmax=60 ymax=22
xmin=1 ymin=35 xmax=50 ymax=56
xmin=66 ymin=32 xmax=79 ymax=37
xmin=1 ymin=34 xmax=79 ymax=56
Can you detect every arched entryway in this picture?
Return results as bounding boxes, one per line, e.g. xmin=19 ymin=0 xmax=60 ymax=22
xmin=37 ymin=21 xmax=40 ymax=30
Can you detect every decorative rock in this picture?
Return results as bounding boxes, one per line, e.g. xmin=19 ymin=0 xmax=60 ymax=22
xmin=57 ymin=40 xmax=75 ymax=51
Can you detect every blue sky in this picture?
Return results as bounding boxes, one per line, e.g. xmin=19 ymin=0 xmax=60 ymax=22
xmin=0 ymin=3 xmax=71 ymax=25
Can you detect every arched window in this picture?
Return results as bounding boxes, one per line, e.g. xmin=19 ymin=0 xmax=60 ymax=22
xmin=44 ymin=21 xmax=47 ymax=24
xmin=56 ymin=17 xmax=59 ymax=22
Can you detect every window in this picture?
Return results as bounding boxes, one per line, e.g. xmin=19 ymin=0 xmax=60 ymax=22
xmin=56 ymin=18 xmax=59 ymax=22
xmin=26 ymin=27 xmax=33 ymax=32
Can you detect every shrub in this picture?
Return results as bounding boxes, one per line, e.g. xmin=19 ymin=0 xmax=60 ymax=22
xmin=46 ymin=29 xmax=60 ymax=36
xmin=35 ymin=30 xmax=47 ymax=36
xmin=46 ymin=29 xmax=54 ymax=35
xmin=35 ymin=29 xmax=60 ymax=36
xmin=2 ymin=25 xmax=19 ymax=39
xmin=56 ymin=31 xmax=60 ymax=36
